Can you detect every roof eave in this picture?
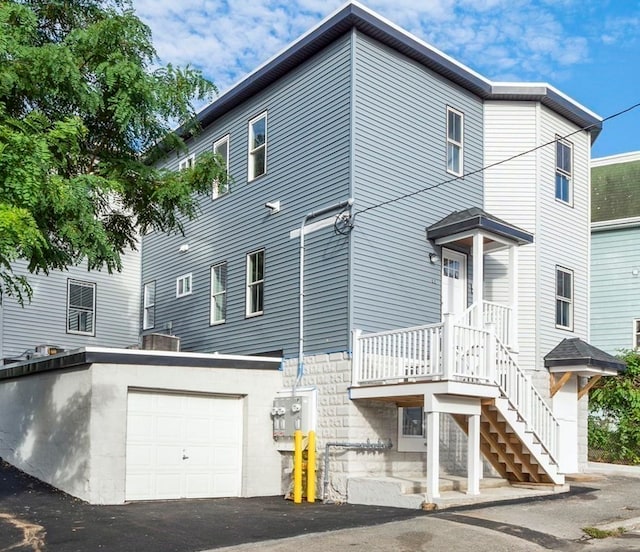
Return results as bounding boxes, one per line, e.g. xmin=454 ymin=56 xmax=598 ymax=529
xmin=187 ymin=2 xmax=600 ymax=140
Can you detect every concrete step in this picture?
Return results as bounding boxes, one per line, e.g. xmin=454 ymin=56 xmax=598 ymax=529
xmin=347 ymin=475 xmax=510 ymax=509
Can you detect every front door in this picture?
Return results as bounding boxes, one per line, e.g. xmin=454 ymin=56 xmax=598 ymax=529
xmin=441 ymin=248 xmax=467 ymax=317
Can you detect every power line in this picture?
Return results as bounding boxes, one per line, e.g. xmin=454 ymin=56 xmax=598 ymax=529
xmin=353 ymin=101 xmax=640 ymax=218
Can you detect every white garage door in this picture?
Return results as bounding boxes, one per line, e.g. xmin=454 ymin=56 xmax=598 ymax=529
xmin=125 ymin=390 xmax=243 ymax=501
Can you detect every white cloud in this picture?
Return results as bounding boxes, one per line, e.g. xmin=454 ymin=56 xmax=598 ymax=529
xmin=132 ymin=0 xmax=615 ymax=93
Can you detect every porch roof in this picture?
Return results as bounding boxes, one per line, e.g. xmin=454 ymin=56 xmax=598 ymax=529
xmin=426 ymin=207 xmax=534 ymax=246
xmin=544 ymin=338 xmax=626 ymax=373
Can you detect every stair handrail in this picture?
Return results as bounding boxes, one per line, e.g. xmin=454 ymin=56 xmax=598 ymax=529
xmin=493 ymin=334 xmax=560 ymax=460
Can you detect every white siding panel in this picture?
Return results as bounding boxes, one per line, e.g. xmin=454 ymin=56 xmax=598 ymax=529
xmin=484 ymin=102 xmax=591 ymax=378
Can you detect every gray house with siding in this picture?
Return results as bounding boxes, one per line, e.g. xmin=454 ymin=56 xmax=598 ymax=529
xmin=0 ymin=253 xmax=140 ymax=363
xmin=2 ymin=1 xmax=619 ymax=508
xmin=139 ymin=2 xmax=621 ymax=507
xmin=591 ymin=151 xmax=640 ymax=354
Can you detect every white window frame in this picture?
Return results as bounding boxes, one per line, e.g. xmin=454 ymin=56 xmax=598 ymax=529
xmin=555 ymin=266 xmax=573 ymax=330
xmin=555 ymin=138 xmax=573 ymax=204
xmin=446 ymin=107 xmax=464 ymax=176
xmin=176 ymin=273 xmax=193 ymax=298
xmin=397 ymin=407 xmax=426 ymax=452
xmin=67 ymin=279 xmax=96 ymax=336
xmin=246 ymin=249 xmax=264 ymax=317
xmin=212 ymin=135 xmax=230 ymax=199
xmin=248 ymin=111 xmax=267 ymax=181
xmin=634 ymin=319 xmax=640 ymax=350
xmin=143 ymin=281 xmax=155 ymax=330
xmin=178 ymin=153 xmax=195 ymax=171
xmin=210 ymin=262 xmax=227 ymax=325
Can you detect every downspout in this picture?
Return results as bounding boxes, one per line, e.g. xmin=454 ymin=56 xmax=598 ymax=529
xmin=295 ymin=198 xmax=354 ymax=395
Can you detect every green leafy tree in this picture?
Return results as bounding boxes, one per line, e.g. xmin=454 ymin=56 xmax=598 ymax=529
xmin=0 ymin=0 xmax=226 ymax=304
xmin=588 ymin=351 xmax=640 ymax=464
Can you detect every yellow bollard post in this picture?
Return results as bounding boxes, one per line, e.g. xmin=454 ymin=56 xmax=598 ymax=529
xmin=306 ymin=431 xmax=316 ymax=502
xmin=293 ymin=429 xmax=303 ymax=504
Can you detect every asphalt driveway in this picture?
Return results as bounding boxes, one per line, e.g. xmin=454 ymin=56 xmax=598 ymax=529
xmin=3 ymin=459 xmax=640 ymax=552
xmin=0 ymin=460 xmax=430 ymax=552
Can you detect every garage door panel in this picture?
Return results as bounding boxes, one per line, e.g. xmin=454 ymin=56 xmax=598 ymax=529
xmin=125 ymin=391 xmax=243 ymax=501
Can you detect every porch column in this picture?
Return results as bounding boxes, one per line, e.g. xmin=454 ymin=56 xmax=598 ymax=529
xmin=467 ymin=414 xmax=481 ymax=495
xmin=472 ymin=233 xmax=484 ymax=328
xmin=425 ymin=410 xmax=440 ymax=503
xmin=508 ymin=244 xmax=519 ymax=352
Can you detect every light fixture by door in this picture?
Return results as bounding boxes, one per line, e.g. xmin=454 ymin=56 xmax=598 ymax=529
xmin=429 ymin=253 xmax=440 ymax=264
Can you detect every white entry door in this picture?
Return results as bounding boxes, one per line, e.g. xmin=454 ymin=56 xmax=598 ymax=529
xmin=125 ymin=390 xmax=243 ymax=501
xmin=441 ymin=248 xmax=467 ymax=317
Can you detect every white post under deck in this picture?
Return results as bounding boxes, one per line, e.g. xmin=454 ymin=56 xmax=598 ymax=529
xmin=467 ymin=413 xmax=481 ymax=495
xmin=508 ymin=244 xmax=519 ymax=352
xmin=472 ymin=233 xmax=484 ymax=327
xmin=425 ymin=410 xmax=440 ymax=502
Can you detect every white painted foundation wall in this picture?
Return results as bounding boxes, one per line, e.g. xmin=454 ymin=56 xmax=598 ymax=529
xmin=0 ymin=356 xmax=282 ymax=504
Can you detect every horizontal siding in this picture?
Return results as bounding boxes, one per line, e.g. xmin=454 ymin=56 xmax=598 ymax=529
xmin=142 ymin=35 xmax=353 ymax=358
xmin=484 ymin=102 xmax=592 ymax=376
xmin=537 ymin=105 xmax=591 ymax=367
xmin=351 ymin=32 xmax=484 ymax=333
xmin=483 ymin=102 xmax=538 ymax=370
xmin=591 ymin=227 xmax=640 ymax=354
xmin=1 ymin=253 xmax=140 ymax=359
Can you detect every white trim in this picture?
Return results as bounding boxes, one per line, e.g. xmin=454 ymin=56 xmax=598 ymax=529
xmin=555 ymin=266 xmax=573 ymax=331
xmin=592 ymin=151 xmax=640 ymax=167
xmin=289 ymin=216 xmax=337 ymax=238
xmin=178 ymin=153 xmax=195 ymax=171
xmin=176 ymin=273 xmax=193 ymax=298
xmin=248 ymin=111 xmax=267 ymax=181
xmin=210 ymin=262 xmax=227 ymax=325
xmin=212 ymin=134 xmax=230 ymax=199
xmin=397 ymin=406 xmax=426 ymax=452
xmin=591 ymin=216 xmax=640 ymax=231
xmin=143 ymin=281 xmax=155 ymax=330
xmin=67 ymin=279 xmax=96 ymax=336
xmin=555 ymin=137 xmax=573 ymax=205
xmin=634 ymin=319 xmax=640 ymax=350
xmin=446 ymin=106 xmax=464 ymax=176
xmin=246 ymin=249 xmax=265 ymax=317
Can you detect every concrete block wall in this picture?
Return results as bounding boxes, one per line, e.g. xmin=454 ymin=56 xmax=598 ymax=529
xmin=281 ymin=354 xmax=469 ymax=502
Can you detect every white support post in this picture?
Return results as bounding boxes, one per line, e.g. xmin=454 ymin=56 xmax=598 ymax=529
xmin=442 ymin=314 xmax=454 ymax=380
xmin=485 ymin=322 xmax=496 ymax=384
xmin=467 ymin=414 xmax=481 ymax=495
xmin=426 ymin=410 xmax=440 ymax=503
xmin=472 ymin=233 xmax=484 ymax=328
xmin=508 ymin=245 xmax=519 ymax=352
xmin=351 ymin=329 xmax=362 ymax=387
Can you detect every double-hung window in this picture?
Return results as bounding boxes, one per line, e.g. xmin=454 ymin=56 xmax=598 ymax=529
xmin=210 ymin=262 xmax=227 ymax=324
xmin=634 ymin=319 xmax=640 ymax=350
xmin=446 ymin=107 xmax=463 ymax=176
xmin=246 ymin=249 xmax=264 ymax=316
xmin=178 ymin=153 xmax=195 ymax=171
xmin=67 ymin=279 xmax=96 ymax=335
xmin=212 ymin=135 xmax=230 ymax=199
xmin=555 ymin=138 xmax=572 ymax=204
xmin=143 ymin=281 xmax=155 ymax=330
xmin=555 ymin=267 xmax=573 ymax=330
xmin=248 ymin=112 xmax=267 ymax=181
xmin=176 ymin=273 xmax=192 ymax=298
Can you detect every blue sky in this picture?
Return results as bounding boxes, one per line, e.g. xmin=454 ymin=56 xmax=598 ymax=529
xmin=134 ymin=0 xmax=640 ymax=159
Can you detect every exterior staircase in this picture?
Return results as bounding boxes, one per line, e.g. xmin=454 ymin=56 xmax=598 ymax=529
xmin=352 ymin=300 xmax=565 ymax=488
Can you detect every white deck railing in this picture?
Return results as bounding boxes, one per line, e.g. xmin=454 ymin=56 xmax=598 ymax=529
xmin=494 ymin=338 xmax=560 ymax=459
xmin=352 ymin=304 xmax=560 ymax=461
xmin=352 ymin=323 xmax=443 ymax=384
xmin=456 ymin=301 xmax=512 ymax=347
